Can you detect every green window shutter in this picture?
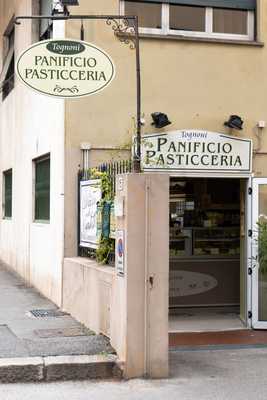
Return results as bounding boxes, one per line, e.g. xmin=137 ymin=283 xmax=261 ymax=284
xmin=4 ymin=170 xmax=12 ymax=218
xmin=125 ymin=0 xmax=256 ymax=10
xmin=35 ymin=157 xmax=50 ymax=221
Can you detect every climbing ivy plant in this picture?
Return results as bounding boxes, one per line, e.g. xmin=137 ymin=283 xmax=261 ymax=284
xmin=258 ymin=219 xmax=267 ymax=274
xmin=89 ymin=168 xmax=112 ymax=202
xmin=89 ymin=168 xmax=114 ymax=264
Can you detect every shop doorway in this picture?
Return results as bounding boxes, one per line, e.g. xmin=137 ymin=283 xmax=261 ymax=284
xmin=169 ymin=177 xmax=247 ymax=332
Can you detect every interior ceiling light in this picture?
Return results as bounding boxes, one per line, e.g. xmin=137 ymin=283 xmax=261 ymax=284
xmin=224 ymin=115 xmax=243 ymax=130
xmin=151 ymin=112 xmax=172 ymax=129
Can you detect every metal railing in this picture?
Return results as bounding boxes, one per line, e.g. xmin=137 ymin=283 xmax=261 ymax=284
xmin=80 ymin=159 xmax=132 ymax=195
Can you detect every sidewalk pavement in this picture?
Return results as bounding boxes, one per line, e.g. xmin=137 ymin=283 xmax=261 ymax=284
xmin=0 ymin=263 xmax=117 ymax=382
xmin=1 ymin=348 xmax=267 ymax=399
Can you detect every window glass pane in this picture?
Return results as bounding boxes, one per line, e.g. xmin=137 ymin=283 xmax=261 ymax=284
xmin=40 ymin=0 xmax=53 ymax=38
xmin=124 ymin=1 xmax=162 ymax=29
xmin=213 ymin=8 xmax=247 ymax=35
xmin=35 ymin=158 xmax=50 ymax=221
xmin=2 ymin=24 xmax=15 ymax=100
xmin=8 ymin=28 xmax=15 ymax=49
xmin=3 ymin=26 xmax=14 ymax=60
xmin=170 ymin=5 xmax=205 ymax=32
xmin=4 ymin=170 xmax=12 ymax=218
xmin=2 ymin=54 xmax=15 ymax=101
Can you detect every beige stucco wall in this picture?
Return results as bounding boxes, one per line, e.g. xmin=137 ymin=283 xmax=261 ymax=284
xmin=63 ymin=258 xmax=114 ymax=336
xmin=0 ymin=0 xmax=65 ymax=305
xmin=63 ymin=173 xmax=169 ymax=378
xmin=64 ymin=0 xmax=267 ymax=165
xmin=63 ymin=0 xmax=267 ymax=257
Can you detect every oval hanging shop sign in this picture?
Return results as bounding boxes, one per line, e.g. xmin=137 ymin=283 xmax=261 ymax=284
xmin=16 ymin=39 xmax=115 ymax=98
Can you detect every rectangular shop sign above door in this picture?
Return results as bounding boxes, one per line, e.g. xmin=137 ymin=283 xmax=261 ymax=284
xmin=16 ymin=39 xmax=115 ymax=98
xmin=140 ymin=130 xmax=252 ymax=174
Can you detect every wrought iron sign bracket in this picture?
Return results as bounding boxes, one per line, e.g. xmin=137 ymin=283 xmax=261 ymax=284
xmin=14 ymin=14 xmax=142 ymax=172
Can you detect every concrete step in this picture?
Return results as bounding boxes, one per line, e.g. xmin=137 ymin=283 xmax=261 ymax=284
xmin=0 ymin=354 xmax=121 ymax=383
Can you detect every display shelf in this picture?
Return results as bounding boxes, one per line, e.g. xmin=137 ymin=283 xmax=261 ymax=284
xmin=202 ymin=206 xmax=240 ymax=210
xmin=169 ymin=255 xmax=239 ymax=261
xmin=169 ymin=187 xmax=240 ymax=259
xmin=170 ymin=239 xmax=188 ymax=243
xmin=193 ymin=227 xmax=240 ymax=257
xmin=194 ymin=238 xmax=240 ymax=242
xmin=191 ymin=227 xmax=240 ymax=230
xmin=169 ymin=226 xmax=240 ymax=259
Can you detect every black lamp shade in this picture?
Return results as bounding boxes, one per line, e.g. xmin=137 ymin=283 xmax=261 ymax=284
xmin=151 ymin=112 xmax=171 ymax=129
xmin=61 ymin=0 xmax=79 ymax=5
xmin=224 ymin=115 xmax=243 ymax=130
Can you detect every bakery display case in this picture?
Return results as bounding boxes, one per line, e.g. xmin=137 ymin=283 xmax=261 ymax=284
xmin=169 ymin=226 xmax=240 ymax=259
xmin=193 ymin=227 xmax=240 ymax=257
xmin=169 ymin=179 xmax=240 ymax=260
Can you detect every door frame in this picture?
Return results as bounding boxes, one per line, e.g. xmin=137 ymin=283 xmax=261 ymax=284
xmin=246 ymin=176 xmax=253 ymax=328
xmin=168 ymin=173 xmax=252 ymax=328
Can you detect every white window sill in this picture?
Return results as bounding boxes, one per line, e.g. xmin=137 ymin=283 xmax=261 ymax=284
xmin=33 ymin=220 xmax=50 ymax=225
xmin=119 ymin=32 xmax=263 ymax=47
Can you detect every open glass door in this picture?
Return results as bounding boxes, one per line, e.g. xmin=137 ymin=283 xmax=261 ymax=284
xmin=252 ymin=178 xmax=267 ymax=329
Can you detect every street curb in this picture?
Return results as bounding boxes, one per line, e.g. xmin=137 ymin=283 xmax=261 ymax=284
xmin=0 ymin=357 xmax=44 ymax=383
xmin=0 ymin=354 xmax=120 ymax=383
xmin=44 ymin=354 xmax=118 ymax=381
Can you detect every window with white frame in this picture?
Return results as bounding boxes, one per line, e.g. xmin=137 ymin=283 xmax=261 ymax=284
xmin=121 ymin=0 xmax=255 ymax=41
xmin=34 ymin=155 xmax=50 ymax=222
xmin=3 ymin=169 xmax=12 ymax=219
xmin=0 ymin=18 xmax=15 ymax=101
xmin=39 ymin=0 xmax=54 ymax=40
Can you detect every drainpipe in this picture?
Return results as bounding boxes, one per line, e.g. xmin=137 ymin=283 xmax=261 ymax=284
xmin=80 ymin=143 xmax=91 ymax=179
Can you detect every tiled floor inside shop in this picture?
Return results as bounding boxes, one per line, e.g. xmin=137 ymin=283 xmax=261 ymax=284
xmin=169 ymin=307 xmax=245 ymax=333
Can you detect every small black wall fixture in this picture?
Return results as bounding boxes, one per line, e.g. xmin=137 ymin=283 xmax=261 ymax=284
xmin=151 ymin=112 xmax=171 ymax=129
xmin=14 ymin=13 xmax=142 ymax=172
xmin=224 ymin=115 xmax=243 ymax=130
xmin=61 ymin=0 xmax=80 ymax=5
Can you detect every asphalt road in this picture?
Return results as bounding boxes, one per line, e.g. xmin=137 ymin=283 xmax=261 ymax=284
xmin=1 ymin=347 xmax=267 ymax=400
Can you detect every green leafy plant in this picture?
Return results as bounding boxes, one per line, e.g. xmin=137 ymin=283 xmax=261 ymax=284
xmin=258 ymin=219 xmax=267 ymax=274
xmin=99 ymin=172 xmax=113 ymax=203
xmin=88 ymin=169 xmax=114 ymax=264
xmin=96 ymin=237 xmax=114 ymax=264
xmin=89 ymin=169 xmax=112 ymax=203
